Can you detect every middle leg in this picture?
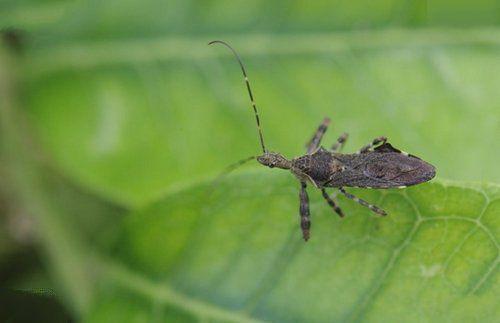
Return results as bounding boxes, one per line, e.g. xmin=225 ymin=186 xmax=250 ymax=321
xmin=331 ymin=132 xmax=349 ymax=152
xmin=321 ymin=188 xmax=344 ymax=217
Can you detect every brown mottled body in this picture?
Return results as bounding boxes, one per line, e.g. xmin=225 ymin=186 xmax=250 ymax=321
xmin=210 ymin=40 xmax=436 ymax=241
xmin=255 ymin=121 xmax=435 ymax=241
xmin=291 ymin=145 xmax=435 ymax=189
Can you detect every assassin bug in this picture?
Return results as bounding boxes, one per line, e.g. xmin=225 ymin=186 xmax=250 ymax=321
xmin=209 ymin=40 xmax=436 ymax=241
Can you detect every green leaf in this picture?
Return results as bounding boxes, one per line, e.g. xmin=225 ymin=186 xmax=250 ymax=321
xmin=2 ymin=2 xmax=500 ymax=322
xmin=6 ymin=1 xmax=499 ymax=208
xmin=20 ymin=29 xmax=500 ymax=207
xmin=85 ymin=172 xmax=499 ymax=322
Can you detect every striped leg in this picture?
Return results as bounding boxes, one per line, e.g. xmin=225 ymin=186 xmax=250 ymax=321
xmin=356 ymin=136 xmax=387 ymax=154
xmin=331 ymin=132 xmax=349 ymax=152
xmin=338 ymin=187 xmax=387 ymax=216
xmin=306 ymin=117 xmax=330 ymax=154
xmin=321 ymin=188 xmax=344 ymax=217
xmin=299 ymin=182 xmax=311 ymax=241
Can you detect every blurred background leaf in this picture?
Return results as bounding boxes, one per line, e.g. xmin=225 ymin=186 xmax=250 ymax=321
xmin=0 ymin=0 xmax=499 ymax=322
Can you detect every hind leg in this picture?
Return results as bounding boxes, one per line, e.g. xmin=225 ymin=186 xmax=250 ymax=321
xmin=338 ymin=187 xmax=387 ymax=215
xmin=356 ymin=136 xmax=387 ymax=154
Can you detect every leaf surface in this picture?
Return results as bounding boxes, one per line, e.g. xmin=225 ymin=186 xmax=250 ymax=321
xmin=20 ymin=30 xmax=500 ymax=206
xmin=1 ymin=2 xmax=499 ymax=322
xmin=85 ymin=172 xmax=500 ymax=322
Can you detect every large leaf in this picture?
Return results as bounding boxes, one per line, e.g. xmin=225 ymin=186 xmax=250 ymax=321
xmin=5 ymin=0 xmax=499 ymax=209
xmin=83 ymin=172 xmax=499 ymax=322
xmin=20 ymin=29 xmax=500 ymax=206
xmin=1 ymin=1 xmax=500 ymax=322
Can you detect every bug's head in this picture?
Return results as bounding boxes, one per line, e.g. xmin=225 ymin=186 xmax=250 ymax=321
xmin=257 ymin=152 xmax=291 ymax=170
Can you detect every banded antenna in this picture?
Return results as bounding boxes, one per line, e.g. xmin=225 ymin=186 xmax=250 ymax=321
xmin=208 ymin=40 xmax=267 ymax=153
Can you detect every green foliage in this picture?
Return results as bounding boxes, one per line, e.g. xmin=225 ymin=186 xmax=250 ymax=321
xmin=1 ymin=1 xmax=499 ymax=322
xmin=20 ymin=34 xmax=500 ymax=206
xmin=92 ymin=176 xmax=500 ymax=322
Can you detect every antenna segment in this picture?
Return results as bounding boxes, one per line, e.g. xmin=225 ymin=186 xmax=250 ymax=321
xmin=209 ymin=40 xmax=267 ymax=153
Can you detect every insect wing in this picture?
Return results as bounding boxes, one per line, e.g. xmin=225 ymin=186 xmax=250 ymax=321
xmin=330 ymin=143 xmax=435 ymax=188
xmin=364 ymin=151 xmax=435 ymax=187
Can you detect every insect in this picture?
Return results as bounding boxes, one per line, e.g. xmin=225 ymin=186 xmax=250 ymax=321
xmin=209 ymin=40 xmax=436 ymax=241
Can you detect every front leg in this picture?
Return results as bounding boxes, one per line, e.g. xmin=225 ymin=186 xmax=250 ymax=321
xmin=306 ymin=117 xmax=330 ymax=154
xmin=299 ymin=182 xmax=311 ymax=241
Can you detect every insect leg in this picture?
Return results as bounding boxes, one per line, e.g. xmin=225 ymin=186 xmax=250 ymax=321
xmin=356 ymin=136 xmax=387 ymax=154
xmin=306 ymin=117 xmax=330 ymax=154
xmin=331 ymin=132 xmax=349 ymax=152
xmin=321 ymin=188 xmax=344 ymax=217
xmin=338 ymin=187 xmax=387 ymax=216
xmin=299 ymin=182 xmax=311 ymax=241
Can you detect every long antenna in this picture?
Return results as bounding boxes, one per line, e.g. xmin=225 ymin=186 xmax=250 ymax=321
xmin=208 ymin=40 xmax=267 ymax=153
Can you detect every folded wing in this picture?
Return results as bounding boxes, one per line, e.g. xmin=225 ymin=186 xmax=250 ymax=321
xmin=328 ymin=143 xmax=436 ymax=188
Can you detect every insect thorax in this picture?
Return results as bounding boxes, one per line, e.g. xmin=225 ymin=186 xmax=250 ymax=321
xmin=292 ymin=148 xmax=343 ymax=186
